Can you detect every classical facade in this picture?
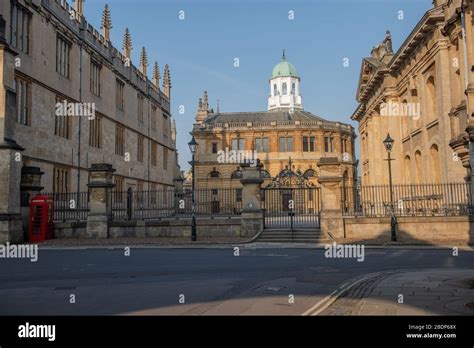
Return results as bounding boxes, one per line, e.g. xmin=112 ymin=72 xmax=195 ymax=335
xmin=192 ymin=53 xmax=357 ymax=191
xmin=352 ymin=0 xmax=474 ymax=186
xmin=0 ymin=0 xmax=178 ymax=195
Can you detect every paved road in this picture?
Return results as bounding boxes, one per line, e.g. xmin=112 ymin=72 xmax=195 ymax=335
xmin=0 ymin=246 xmax=473 ymax=315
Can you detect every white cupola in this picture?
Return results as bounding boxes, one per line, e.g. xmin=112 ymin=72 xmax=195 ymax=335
xmin=267 ymin=50 xmax=303 ymax=112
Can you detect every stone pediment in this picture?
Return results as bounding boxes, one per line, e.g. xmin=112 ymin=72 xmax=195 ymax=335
xmin=356 ymin=58 xmax=384 ymax=102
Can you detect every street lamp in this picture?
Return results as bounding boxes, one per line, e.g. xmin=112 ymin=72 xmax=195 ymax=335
xmin=383 ymin=133 xmax=397 ymax=242
xmin=188 ymin=136 xmax=198 ymax=241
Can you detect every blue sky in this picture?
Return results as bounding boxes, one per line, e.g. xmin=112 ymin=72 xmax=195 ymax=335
xmin=84 ymin=0 xmax=432 ymax=170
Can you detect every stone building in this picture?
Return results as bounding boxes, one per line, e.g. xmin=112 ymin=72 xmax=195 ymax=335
xmin=191 ymin=52 xmax=357 ymax=191
xmin=0 ymin=0 xmax=178 ymax=195
xmin=352 ymin=0 xmax=474 ymax=185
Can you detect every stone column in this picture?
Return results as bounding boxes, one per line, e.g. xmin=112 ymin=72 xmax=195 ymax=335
xmin=86 ymin=163 xmax=115 ymax=239
xmin=240 ymin=161 xmax=263 ymax=238
xmin=0 ymin=15 xmax=24 ymax=243
xmin=20 ymin=166 xmax=44 ymax=241
xmin=318 ymin=158 xmax=344 ymax=240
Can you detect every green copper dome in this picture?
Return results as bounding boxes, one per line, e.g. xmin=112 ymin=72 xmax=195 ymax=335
xmin=271 ymin=51 xmax=299 ymax=79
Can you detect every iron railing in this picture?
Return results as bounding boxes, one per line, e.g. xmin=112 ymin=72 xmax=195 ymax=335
xmin=341 ymin=182 xmax=473 ymax=217
xmin=111 ymin=188 xmax=243 ymax=220
xmin=43 ymin=192 xmax=90 ymax=222
xmin=261 ymin=187 xmax=321 ymax=229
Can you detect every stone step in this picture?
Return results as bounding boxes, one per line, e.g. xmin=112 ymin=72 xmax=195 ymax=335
xmin=264 ymin=229 xmax=321 ymax=232
xmin=259 ymin=235 xmax=325 ymax=240
xmin=257 ymin=238 xmax=331 ymax=243
xmin=259 ymin=231 xmax=324 ymax=236
xmin=258 ymin=238 xmax=330 ymax=242
xmin=262 ymin=231 xmax=323 ymax=235
xmin=258 ymin=231 xmax=332 ymax=243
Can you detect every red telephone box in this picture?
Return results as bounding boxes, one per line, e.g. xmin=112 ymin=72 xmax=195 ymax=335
xmin=29 ymin=195 xmax=54 ymax=243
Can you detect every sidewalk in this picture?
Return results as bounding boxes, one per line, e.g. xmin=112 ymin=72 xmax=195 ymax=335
xmin=321 ymin=269 xmax=474 ymax=315
xmin=38 ymin=238 xmax=474 ymax=251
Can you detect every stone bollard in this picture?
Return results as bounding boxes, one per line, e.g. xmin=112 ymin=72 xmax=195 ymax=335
xmin=20 ymin=166 xmax=44 ymax=242
xmin=317 ymin=158 xmax=344 ymax=240
xmin=86 ymin=163 xmax=115 ymax=239
xmin=240 ymin=161 xmax=263 ymax=238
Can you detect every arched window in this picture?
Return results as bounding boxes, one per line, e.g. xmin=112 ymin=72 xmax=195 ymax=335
xmin=404 ymin=155 xmax=411 ymax=183
xmin=273 ymin=84 xmax=277 ymax=96
xmin=291 ymin=83 xmax=296 ymax=95
xmin=426 ymin=76 xmax=437 ymax=121
xmin=260 ymin=170 xmax=271 ymax=179
xmin=415 ymin=151 xmax=422 ymax=183
xmin=401 ymin=99 xmax=409 ymax=138
xmin=430 ymin=144 xmax=441 ymax=182
xmin=210 ymin=170 xmax=220 ymax=178
xmin=282 ymin=83 xmax=287 ymax=95
xmin=411 ymin=88 xmax=420 ymax=128
xmin=231 ymin=170 xmax=242 ymax=179
xmin=304 ymin=169 xmax=316 ymax=178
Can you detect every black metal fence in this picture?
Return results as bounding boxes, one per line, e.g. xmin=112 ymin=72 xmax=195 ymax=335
xmin=341 ymin=182 xmax=473 ymax=217
xmin=43 ymin=192 xmax=90 ymax=222
xmin=261 ymin=187 xmax=321 ymax=229
xmin=111 ymin=188 xmax=243 ymax=220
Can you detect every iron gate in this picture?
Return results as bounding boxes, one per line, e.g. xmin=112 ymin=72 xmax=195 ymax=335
xmin=261 ymin=187 xmax=321 ymax=229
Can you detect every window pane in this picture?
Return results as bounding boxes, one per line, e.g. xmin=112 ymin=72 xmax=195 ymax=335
xmin=25 ymin=14 xmax=29 ymax=53
xmin=287 ymin=137 xmax=293 ymax=152
xmin=231 ymin=139 xmax=238 ymax=151
xmin=236 ymin=189 xmax=242 ymax=202
xmin=310 ymin=136 xmax=315 ymax=152
xmin=22 ymin=82 xmax=27 ymax=124
xmin=303 ymin=137 xmax=308 ymax=152
xmin=19 ymin=10 xmax=23 ymax=51
xmin=239 ymin=139 xmax=245 ymax=150
xmin=262 ymin=138 xmax=269 ymax=152
xmin=16 ymin=80 xmax=21 ymax=123
xmin=279 ymin=137 xmax=285 ymax=152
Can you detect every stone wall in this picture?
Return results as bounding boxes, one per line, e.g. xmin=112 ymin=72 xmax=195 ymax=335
xmin=342 ymin=216 xmax=474 ymax=245
xmin=54 ymin=218 xmax=247 ymax=239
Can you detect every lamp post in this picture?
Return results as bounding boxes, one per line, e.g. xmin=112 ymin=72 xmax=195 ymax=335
xmin=188 ymin=136 xmax=199 ymax=241
xmin=383 ymin=133 xmax=397 ymax=242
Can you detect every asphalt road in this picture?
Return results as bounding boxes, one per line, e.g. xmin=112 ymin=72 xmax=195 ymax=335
xmin=0 ymin=246 xmax=473 ymax=315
